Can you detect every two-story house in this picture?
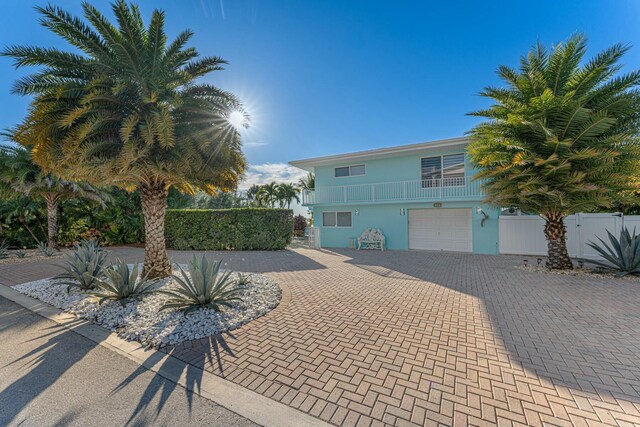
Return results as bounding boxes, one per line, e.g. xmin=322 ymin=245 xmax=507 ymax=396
xmin=289 ymin=137 xmax=500 ymax=254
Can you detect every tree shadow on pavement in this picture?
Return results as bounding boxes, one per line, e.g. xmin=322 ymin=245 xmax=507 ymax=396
xmin=0 ymin=316 xmax=99 ymax=426
xmin=111 ymin=332 xmax=236 ymax=425
xmin=341 ymin=249 xmax=640 ymax=404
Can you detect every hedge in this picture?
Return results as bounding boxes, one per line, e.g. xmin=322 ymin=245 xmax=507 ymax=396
xmin=165 ymin=208 xmax=294 ymax=250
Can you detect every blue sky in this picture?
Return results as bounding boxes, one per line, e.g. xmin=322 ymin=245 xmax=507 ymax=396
xmin=1 ymin=0 xmax=640 ymax=189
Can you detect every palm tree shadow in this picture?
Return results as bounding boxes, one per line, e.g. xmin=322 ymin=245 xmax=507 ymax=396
xmin=112 ymin=332 xmax=236 ymax=425
xmin=340 ymin=249 xmax=640 ymax=404
xmin=0 ymin=316 xmax=99 ymax=426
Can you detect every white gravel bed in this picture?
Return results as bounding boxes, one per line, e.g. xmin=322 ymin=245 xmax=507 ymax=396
xmin=516 ymin=264 xmax=640 ymax=281
xmin=15 ymin=268 xmax=281 ymax=348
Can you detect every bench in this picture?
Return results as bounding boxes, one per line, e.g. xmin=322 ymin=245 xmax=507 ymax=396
xmin=357 ymin=228 xmax=386 ymax=251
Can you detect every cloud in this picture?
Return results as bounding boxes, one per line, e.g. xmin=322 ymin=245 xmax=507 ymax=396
xmin=239 ymin=163 xmax=307 ymax=189
xmin=243 ymin=140 xmax=268 ymax=148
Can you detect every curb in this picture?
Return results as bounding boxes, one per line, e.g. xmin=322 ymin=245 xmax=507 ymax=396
xmin=0 ymin=283 xmax=331 ymax=427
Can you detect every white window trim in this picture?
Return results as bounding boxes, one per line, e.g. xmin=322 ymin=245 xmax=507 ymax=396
xmin=335 ymin=164 xmax=366 ymax=178
xmin=322 ymin=211 xmax=353 ymax=228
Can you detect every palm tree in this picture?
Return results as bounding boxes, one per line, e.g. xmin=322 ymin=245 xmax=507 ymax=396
xmin=298 ymin=172 xmax=315 ymax=190
xmin=468 ymin=34 xmax=640 ymax=269
xmin=0 ymin=146 xmax=105 ymax=248
xmin=245 ymin=184 xmax=261 ymax=204
xmin=256 ymin=182 xmax=280 ymax=208
xmin=0 ymin=195 xmax=46 ymax=245
xmin=5 ymin=1 xmax=247 ymax=277
xmin=276 ymin=183 xmax=300 ymax=208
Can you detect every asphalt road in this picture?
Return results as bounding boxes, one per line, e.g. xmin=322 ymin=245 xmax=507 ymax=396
xmin=0 ymin=296 xmax=257 ymax=427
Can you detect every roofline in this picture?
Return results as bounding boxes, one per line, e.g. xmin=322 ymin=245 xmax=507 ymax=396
xmin=289 ymin=136 xmax=471 ymax=171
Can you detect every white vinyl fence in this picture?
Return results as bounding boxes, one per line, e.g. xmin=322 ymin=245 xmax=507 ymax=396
xmin=499 ymin=213 xmax=640 ymax=259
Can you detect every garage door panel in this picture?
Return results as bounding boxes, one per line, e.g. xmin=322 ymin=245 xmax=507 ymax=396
xmin=409 ymin=208 xmax=472 ymax=252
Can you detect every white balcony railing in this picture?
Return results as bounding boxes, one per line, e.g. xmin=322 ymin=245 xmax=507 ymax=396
xmin=301 ymin=177 xmax=484 ymax=205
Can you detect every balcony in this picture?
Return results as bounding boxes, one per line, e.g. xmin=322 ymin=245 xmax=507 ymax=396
xmin=301 ymin=177 xmax=485 ymax=206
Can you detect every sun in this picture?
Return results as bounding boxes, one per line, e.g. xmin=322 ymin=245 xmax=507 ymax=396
xmin=227 ymin=110 xmax=246 ymax=129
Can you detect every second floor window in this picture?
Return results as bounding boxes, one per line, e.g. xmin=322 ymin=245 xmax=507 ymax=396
xmin=335 ymin=164 xmax=365 ymax=177
xmin=421 ymin=154 xmax=465 ymax=187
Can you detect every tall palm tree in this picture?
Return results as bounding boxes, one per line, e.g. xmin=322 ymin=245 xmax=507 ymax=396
xmin=256 ymin=182 xmax=280 ymax=208
xmin=0 ymin=146 xmax=105 ymax=248
xmin=276 ymin=183 xmax=300 ymax=208
xmin=5 ymin=1 xmax=247 ymax=277
xmin=468 ymin=34 xmax=640 ymax=269
xmin=245 ymin=184 xmax=261 ymax=204
xmin=298 ymin=172 xmax=315 ymax=191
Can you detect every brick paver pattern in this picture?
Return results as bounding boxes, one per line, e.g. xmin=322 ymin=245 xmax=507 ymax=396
xmin=2 ymin=247 xmax=640 ymax=426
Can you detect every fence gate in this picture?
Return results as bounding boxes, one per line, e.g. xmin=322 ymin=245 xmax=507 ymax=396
xmin=499 ymin=213 xmax=640 ymax=259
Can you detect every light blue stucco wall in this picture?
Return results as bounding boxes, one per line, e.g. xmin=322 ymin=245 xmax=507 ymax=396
xmin=314 ymin=144 xmax=476 ymax=187
xmin=315 ymin=202 xmax=500 ymax=254
xmin=309 ymin=143 xmax=500 ymax=254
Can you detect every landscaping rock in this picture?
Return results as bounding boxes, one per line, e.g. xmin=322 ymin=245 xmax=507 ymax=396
xmin=15 ymin=268 xmax=281 ymax=348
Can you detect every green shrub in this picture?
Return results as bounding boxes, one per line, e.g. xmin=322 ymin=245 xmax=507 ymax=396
xmin=161 ymin=256 xmax=243 ymax=313
xmin=165 ymin=208 xmax=294 ymax=251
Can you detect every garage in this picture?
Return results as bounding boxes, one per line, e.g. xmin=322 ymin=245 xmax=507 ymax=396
xmin=408 ymin=208 xmax=472 ymax=252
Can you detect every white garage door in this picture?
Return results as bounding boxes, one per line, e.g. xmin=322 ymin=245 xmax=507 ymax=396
xmin=409 ymin=208 xmax=472 ymax=252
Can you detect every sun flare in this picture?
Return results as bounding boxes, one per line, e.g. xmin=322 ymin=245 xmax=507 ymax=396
xmin=227 ymin=110 xmax=246 ymax=129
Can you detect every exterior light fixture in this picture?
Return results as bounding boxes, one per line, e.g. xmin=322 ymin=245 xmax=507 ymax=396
xmin=399 ymin=208 xmax=406 ymax=216
xmin=355 ymin=209 xmax=359 ymax=216
xmin=578 ymin=260 xmax=584 ymax=269
xmin=537 ymin=258 xmax=542 ymax=265
xmin=476 ymin=207 xmax=489 ymax=227
xmin=523 ymin=259 xmax=528 ymax=266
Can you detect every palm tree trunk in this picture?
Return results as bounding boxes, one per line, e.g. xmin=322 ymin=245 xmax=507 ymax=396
xmin=44 ymin=194 xmax=61 ymax=249
xmin=544 ymin=213 xmax=573 ymax=269
xmin=140 ymin=181 xmax=171 ymax=279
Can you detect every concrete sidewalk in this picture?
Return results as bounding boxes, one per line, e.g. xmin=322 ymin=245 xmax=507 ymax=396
xmin=0 ymin=296 xmax=256 ymax=427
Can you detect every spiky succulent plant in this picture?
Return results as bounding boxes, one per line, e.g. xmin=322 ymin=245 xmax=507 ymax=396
xmin=161 ymin=256 xmax=244 ymax=313
xmin=0 ymin=239 xmax=9 ymax=260
xmin=587 ymin=227 xmax=640 ymax=276
xmin=56 ymin=239 xmax=107 ymax=292
xmin=38 ymin=241 xmax=55 ymax=257
xmin=89 ymin=260 xmax=159 ymax=305
xmin=235 ymin=272 xmax=252 ymax=287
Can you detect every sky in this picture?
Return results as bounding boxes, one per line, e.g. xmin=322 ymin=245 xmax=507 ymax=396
xmin=1 ymin=0 xmax=640 ymax=200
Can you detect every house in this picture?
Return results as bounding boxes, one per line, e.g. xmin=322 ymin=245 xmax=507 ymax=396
xmin=289 ymin=137 xmax=500 ymax=254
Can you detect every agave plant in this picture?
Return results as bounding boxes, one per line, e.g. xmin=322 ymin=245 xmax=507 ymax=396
xmin=56 ymin=239 xmax=107 ymax=292
xmin=161 ymin=256 xmax=244 ymax=313
xmin=235 ymin=272 xmax=252 ymax=287
xmin=15 ymin=249 xmax=27 ymax=258
xmin=89 ymin=260 xmax=158 ymax=306
xmin=38 ymin=241 xmax=55 ymax=257
xmin=586 ymin=227 xmax=640 ymax=276
xmin=0 ymin=239 xmax=9 ymax=259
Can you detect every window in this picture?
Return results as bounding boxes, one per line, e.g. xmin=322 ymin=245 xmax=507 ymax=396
xmin=323 ymin=212 xmax=337 ymax=227
xmin=421 ymin=154 xmax=465 ymax=187
xmin=334 ymin=164 xmax=365 ymax=177
xmin=334 ymin=167 xmax=350 ymax=177
xmin=337 ymin=212 xmax=352 ymax=227
xmin=322 ymin=211 xmax=352 ymax=227
xmin=349 ymin=164 xmax=366 ymax=176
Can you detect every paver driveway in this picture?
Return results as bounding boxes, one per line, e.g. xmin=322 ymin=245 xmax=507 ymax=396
xmin=3 ymin=247 xmax=640 ymax=426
